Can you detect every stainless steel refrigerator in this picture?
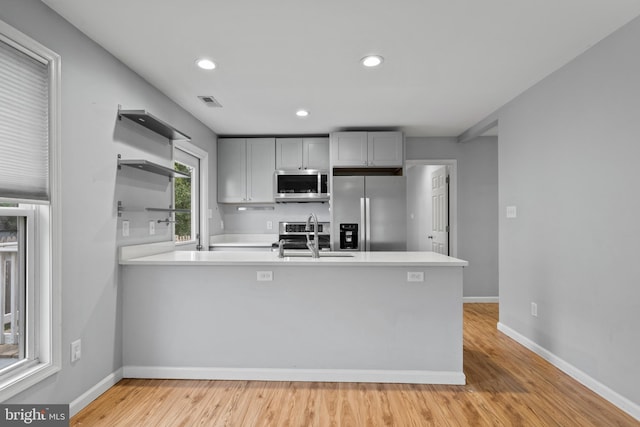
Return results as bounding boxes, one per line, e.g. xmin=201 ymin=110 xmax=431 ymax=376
xmin=332 ymin=176 xmax=406 ymax=251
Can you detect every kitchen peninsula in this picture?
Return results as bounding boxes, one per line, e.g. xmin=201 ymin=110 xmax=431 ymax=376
xmin=120 ymin=243 xmax=468 ymax=385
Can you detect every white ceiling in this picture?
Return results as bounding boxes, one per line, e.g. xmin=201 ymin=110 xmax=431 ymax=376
xmin=42 ymin=0 xmax=640 ymax=137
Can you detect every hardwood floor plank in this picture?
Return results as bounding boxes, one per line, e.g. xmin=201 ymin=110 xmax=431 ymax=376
xmin=70 ymin=304 xmax=639 ymax=426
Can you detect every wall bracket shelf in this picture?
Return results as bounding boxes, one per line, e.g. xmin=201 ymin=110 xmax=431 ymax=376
xmin=145 ymin=207 xmax=190 ymax=213
xmin=117 ymin=202 xmax=189 ymax=217
xmin=118 ymin=106 xmax=191 ymax=141
xmin=117 ymin=155 xmax=190 ymax=179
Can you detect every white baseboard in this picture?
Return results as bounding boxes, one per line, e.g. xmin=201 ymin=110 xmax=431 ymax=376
xmin=463 ymin=297 xmax=499 ymax=303
xmin=497 ymin=322 xmax=640 ymax=422
xmin=123 ymin=366 xmax=466 ymax=386
xmin=69 ymin=368 xmax=123 ymax=417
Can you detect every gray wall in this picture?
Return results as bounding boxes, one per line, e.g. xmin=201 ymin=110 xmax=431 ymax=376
xmin=0 ymin=0 xmax=218 ymax=405
xmin=497 ymin=16 xmax=640 ymax=407
xmin=406 ymin=137 xmax=499 ymax=298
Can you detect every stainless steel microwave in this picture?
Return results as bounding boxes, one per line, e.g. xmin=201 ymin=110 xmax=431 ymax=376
xmin=274 ymin=170 xmax=329 ymax=202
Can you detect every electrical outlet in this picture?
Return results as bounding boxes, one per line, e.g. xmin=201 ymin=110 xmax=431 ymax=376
xmin=71 ymin=339 xmax=81 ymax=362
xmin=266 ymin=221 xmax=273 ymax=230
xmin=531 ymin=302 xmax=538 ymax=317
xmin=122 ymin=220 xmax=130 ymax=237
xmin=506 ymin=206 xmax=517 ymax=218
xmin=257 ymin=271 xmax=273 ymax=281
xmin=149 ymin=220 xmax=155 ymax=235
xmin=407 ymin=272 xmax=424 ymax=282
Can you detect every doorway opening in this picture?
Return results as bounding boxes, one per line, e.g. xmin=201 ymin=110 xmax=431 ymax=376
xmin=406 ymin=160 xmax=458 ymax=257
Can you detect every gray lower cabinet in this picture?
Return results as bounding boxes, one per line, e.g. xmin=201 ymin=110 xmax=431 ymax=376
xmin=276 ymin=137 xmax=329 ymax=170
xmin=218 ymin=138 xmax=275 ymax=203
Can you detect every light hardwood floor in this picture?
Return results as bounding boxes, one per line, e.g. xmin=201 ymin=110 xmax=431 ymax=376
xmin=71 ymin=304 xmax=639 ymax=426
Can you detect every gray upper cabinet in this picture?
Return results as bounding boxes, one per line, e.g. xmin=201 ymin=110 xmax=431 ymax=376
xmin=331 ymin=131 xmax=403 ymax=167
xmin=276 ymin=137 xmax=329 ymax=170
xmin=246 ymin=138 xmax=276 ymax=202
xmin=275 ymin=138 xmax=303 ymax=170
xmin=330 ymin=132 xmax=368 ymax=166
xmin=303 ymin=137 xmax=330 ymax=170
xmin=218 ymin=138 xmax=275 ymax=203
xmin=217 ymin=138 xmax=246 ymax=203
xmin=367 ymin=132 xmax=404 ymax=167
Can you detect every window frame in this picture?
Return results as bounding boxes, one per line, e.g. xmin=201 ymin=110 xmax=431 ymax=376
xmin=0 ymin=208 xmax=34 ymax=374
xmin=0 ymin=20 xmax=62 ymax=401
xmin=173 ymin=141 xmax=209 ymax=251
xmin=173 ymin=151 xmax=198 ymax=246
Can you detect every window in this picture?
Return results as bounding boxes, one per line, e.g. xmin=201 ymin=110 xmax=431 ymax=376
xmin=0 ymin=20 xmax=61 ymax=401
xmin=0 ymin=209 xmax=30 ymax=371
xmin=173 ymin=142 xmax=208 ymax=251
xmin=173 ymin=159 xmax=196 ymax=244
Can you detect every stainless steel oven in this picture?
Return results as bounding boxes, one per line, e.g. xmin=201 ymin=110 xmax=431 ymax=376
xmin=274 ymin=170 xmax=329 ymax=202
xmin=272 ymin=221 xmax=331 ymax=250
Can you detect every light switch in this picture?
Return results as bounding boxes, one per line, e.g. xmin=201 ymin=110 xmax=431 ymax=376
xmin=149 ymin=220 xmax=156 ymax=235
xmin=506 ymin=206 xmax=517 ymax=218
xmin=122 ymin=220 xmax=130 ymax=237
xmin=71 ymin=339 xmax=81 ymax=362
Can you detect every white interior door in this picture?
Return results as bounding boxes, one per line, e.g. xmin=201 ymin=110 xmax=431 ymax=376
xmin=430 ymin=166 xmax=449 ymax=255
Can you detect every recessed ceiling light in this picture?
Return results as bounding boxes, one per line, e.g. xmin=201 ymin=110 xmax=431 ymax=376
xmin=196 ymin=58 xmax=216 ymax=70
xmin=361 ymin=55 xmax=384 ymax=68
xmin=296 ymin=109 xmax=310 ymax=117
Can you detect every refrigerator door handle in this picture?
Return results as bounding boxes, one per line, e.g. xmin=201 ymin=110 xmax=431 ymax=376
xmin=365 ymin=197 xmax=371 ymax=251
xmin=360 ymin=197 xmax=366 ymax=251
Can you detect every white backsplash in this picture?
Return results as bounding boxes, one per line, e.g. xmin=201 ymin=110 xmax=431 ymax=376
xmin=219 ymin=203 xmax=330 ymax=234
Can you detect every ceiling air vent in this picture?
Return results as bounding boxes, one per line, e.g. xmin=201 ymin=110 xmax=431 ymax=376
xmin=197 ymin=95 xmax=223 ymax=107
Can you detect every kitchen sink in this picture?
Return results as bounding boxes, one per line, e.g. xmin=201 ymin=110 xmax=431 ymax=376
xmin=281 ymin=251 xmax=354 ymax=258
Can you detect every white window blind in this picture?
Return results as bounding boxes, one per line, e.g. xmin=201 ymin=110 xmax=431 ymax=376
xmin=0 ymin=38 xmax=49 ymax=202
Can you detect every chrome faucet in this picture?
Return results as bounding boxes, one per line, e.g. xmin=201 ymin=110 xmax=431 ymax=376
xmin=278 ymin=239 xmax=286 ymax=258
xmin=305 ymin=213 xmax=320 ymax=258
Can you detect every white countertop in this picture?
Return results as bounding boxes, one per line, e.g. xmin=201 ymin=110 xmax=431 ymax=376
xmin=120 ymin=249 xmax=468 ymax=267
